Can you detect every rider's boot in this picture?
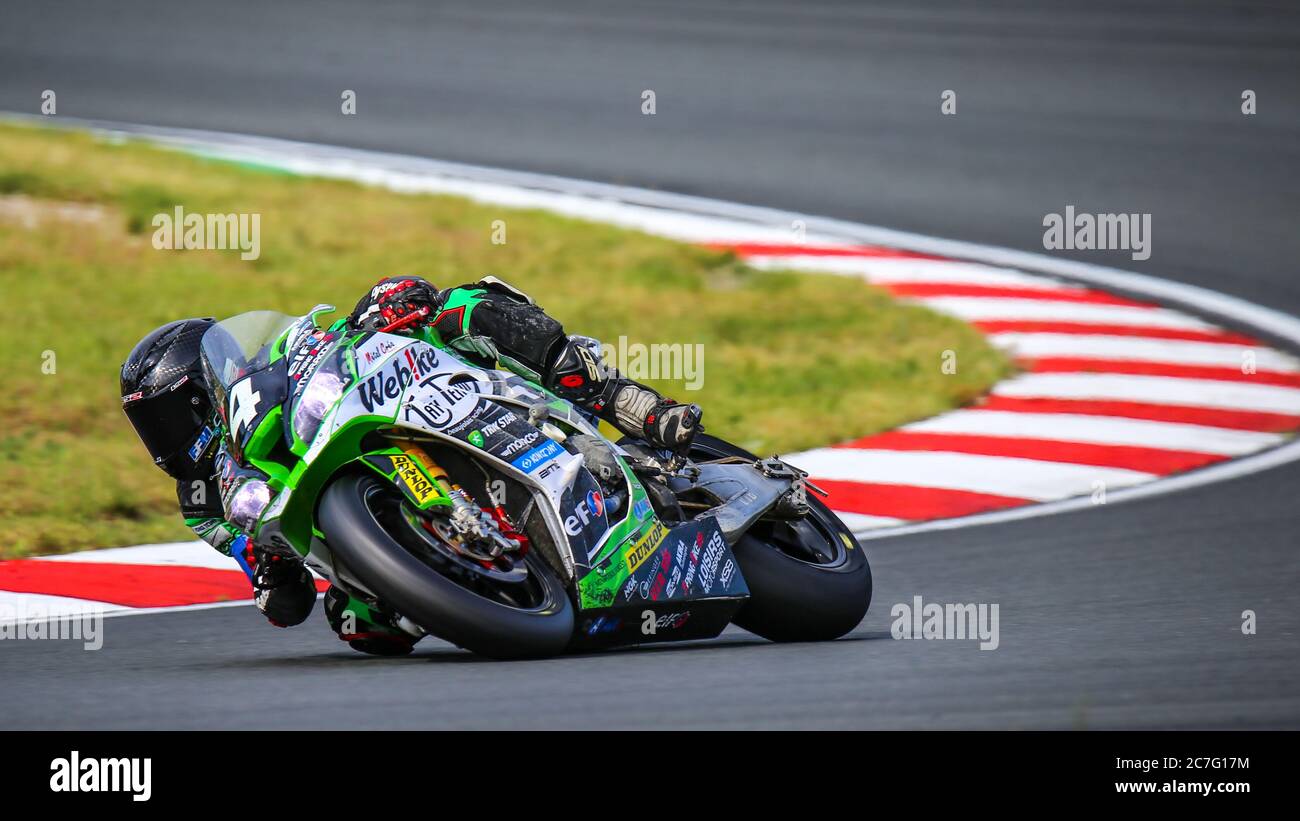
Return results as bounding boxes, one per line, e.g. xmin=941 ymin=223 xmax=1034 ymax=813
xmin=610 ymin=384 xmax=703 ymax=455
xmin=323 ymin=586 xmax=417 ymax=656
xmin=547 ymin=335 xmax=703 ymax=454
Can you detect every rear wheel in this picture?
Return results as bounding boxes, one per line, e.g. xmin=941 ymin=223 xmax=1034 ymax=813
xmin=319 ymin=472 xmax=573 ymax=659
xmin=687 ymin=435 xmax=872 ymax=642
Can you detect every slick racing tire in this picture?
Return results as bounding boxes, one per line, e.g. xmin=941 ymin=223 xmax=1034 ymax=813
xmin=320 ymin=472 xmax=574 ymax=660
xmin=688 ymin=434 xmax=872 ymax=642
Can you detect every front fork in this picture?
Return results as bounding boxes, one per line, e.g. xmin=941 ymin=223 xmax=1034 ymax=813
xmin=389 ymin=439 xmax=523 ymax=561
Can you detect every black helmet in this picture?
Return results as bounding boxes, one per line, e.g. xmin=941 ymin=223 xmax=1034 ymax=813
xmin=120 ymin=318 xmax=217 ymax=479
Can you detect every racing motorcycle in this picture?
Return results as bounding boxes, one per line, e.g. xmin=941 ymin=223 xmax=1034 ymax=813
xmin=199 ymin=305 xmax=872 ymax=658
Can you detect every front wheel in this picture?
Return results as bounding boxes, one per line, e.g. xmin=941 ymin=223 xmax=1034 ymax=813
xmin=319 ymin=472 xmax=574 ymax=659
xmin=688 ymin=435 xmax=872 ymax=642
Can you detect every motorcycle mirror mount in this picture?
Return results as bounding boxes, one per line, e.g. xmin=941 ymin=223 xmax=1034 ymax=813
xmin=305 ymin=303 xmax=337 ymax=327
xmin=528 ymin=402 xmax=568 ymax=443
xmin=527 ymin=403 xmax=549 ymax=426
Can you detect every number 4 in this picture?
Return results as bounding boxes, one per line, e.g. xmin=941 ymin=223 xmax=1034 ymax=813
xmin=229 ymin=379 xmax=262 ymax=439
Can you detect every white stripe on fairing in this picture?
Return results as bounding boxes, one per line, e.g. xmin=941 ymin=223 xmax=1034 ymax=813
xmin=914 ymin=298 xmax=1217 ymax=330
xmin=995 ymin=373 xmax=1300 ymax=415
xmin=901 ymin=410 xmax=1282 ymax=456
xmin=990 ymin=333 xmax=1300 ymax=371
xmin=36 ymin=541 xmax=238 ymax=570
xmin=743 ymin=256 xmax=1057 ymax=288
xmin=832 ymin=512 xmax=908 ymax=531
xmin=790 ymin=449 xmax=1153 ymax=502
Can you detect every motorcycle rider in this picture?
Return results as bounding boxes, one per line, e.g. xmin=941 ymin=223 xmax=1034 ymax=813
xmin=120 ymin=276 xmax=702 ymax=655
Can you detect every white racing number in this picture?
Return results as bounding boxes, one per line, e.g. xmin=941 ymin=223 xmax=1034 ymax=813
xmin=228 ymin=378 xmax=262 ymax=440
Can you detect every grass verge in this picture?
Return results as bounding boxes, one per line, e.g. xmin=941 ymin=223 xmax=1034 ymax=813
xmin=0 ymin=122 xmax=1011 ymax=557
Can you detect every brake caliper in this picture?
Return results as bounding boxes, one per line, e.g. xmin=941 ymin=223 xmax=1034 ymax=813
xmin=442 ymin=488 xmax=521 ymax=562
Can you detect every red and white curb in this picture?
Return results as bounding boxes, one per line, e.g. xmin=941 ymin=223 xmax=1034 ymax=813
xmin=722 ymin=242 xmax=1300 ymax=533
xmin=2 ymin=116 xmax=1298 ymax=622
xmin=0 ymin=542 xmax=330 ymax=624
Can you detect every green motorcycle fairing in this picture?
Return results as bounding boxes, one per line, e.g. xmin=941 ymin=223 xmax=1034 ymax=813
xmin=198 ymin=306 xmax=748 ymax=646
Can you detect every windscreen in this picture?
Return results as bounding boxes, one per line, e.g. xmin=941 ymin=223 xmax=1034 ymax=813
xmin=199 ymin=311 xmax=298 ymax=390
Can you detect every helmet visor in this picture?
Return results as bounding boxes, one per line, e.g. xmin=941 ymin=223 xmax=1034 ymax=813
xmin=123 ymin=381 xmax=205 ymax=468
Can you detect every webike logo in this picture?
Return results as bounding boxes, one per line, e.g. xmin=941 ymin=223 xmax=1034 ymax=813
xmin=564 ymin=489 xmax=606 ymax=536
xmin=0 ymin=603 xmax=103 ymax=650
xmin=1042 ymin=205 xmax=1152 ymax=261
xmin=390 ymin=454 xmax=438 ymax=505
xmin=50 ymin=751 xmax=151 ymax=802
xmin=891 ymin=595 xmax=1000 ymax=651
xmin=357 ymin=346 xmax=441 ymax=415
xmin=151 ymin=205 xmax=260 ymax=261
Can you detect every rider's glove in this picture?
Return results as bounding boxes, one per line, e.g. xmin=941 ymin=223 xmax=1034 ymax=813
xmin=374 ymin=277 xmax=441 ymax=333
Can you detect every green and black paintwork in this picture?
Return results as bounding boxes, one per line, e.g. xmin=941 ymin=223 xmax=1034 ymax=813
xmin=203 ymin=306 xmax=749 ymax=652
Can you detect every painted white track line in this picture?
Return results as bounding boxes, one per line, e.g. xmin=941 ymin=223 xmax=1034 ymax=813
xmin=989 ymin=334 xmax=1299 ymax=369
xmin=36 ymin=541 xmax=238 ymax=569
xmin=877 ymin=297 xmax=1226 ymax=329
xmin=902 ymin=410 xmax=1282 ymax=456
xmin=794 ymin=449 xmax=1155 ymax=502
xmin=2 ymin=114 xmax=1298 ymax=621
xmin=745 ymin=257 xmax=1056 ymax=288
xmin=992 ymin=373 xmax=1300 ymax=414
